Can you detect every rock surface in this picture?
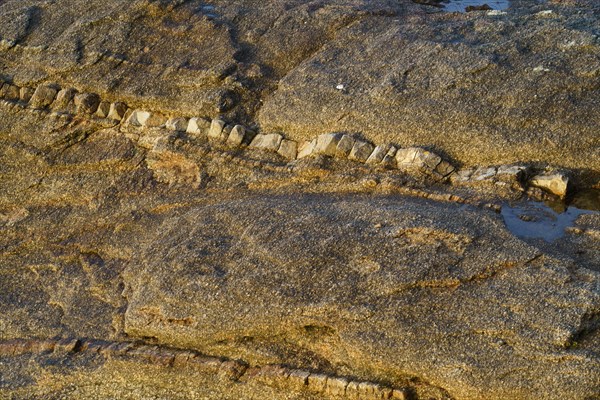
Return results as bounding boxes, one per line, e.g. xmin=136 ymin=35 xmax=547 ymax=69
xmin=0 ymin=1 xmax=599 ymax=399
xmin=0 ymin=0 xmax=598 ymax=180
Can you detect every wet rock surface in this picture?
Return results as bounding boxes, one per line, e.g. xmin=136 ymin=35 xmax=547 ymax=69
xmin=1 ymin=1 xmax=599 ymax=399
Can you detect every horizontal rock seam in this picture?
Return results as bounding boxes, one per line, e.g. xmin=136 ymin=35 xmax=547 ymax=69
xmin=0 ymin=81 xmax=571 ymax=197
xmin=0 ymin=337 xmax=408 ymax=399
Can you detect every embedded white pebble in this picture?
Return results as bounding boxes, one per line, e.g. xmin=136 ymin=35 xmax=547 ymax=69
xmin=227 ymin=124 xmax=246 ymax=146
xmin=187 ymin=117 xmax=210 ymax=136
xmin=297 ymin=139 xmax=317 ymax=158
xmin=165 ymin=117 xmax=189 ymax=132
xmin=208 ymin=118 xmax=226 ymax=140
xmin=348 ymin=140 xmax=375 ymax=162
xmin=277 ymin=139 xmax=298 ymax=160
xmin=536 ymin=10 xmax=555 ymax=18
xmin=314 ymin=133 xmax=342 ymax=156
xmin=249 ymin=133 xmax=283 ymax=151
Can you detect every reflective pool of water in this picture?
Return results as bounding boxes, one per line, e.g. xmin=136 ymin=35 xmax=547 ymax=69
xmin=501 ymin=189 xmax=600 ymax=243
xmin=444 ymin=0 xmax=509 ymax=12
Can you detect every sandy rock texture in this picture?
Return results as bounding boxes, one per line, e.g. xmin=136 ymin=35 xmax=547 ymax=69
xmin=1 ymin=0 xmax=599 ymax=399
xmin=0 ymin=0 xmax=599 ymax=179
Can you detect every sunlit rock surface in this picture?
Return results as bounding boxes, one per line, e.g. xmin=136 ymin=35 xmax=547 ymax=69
xmin=1 ymin=0 xmax=599 ymax=399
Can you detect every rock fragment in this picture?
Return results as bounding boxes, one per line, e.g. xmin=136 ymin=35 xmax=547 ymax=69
xmin=127 ymin=110 xmax=166 ymax=128
xmin=165 ymin=117 xmax=189 ymax=132
xmin=0 ymin=83 xmax=20 ymax=101
xmin=471 ymin=166 xmax=497 ymax=181
xmin=53 ymin=88 xmax=77 ymax=112
xmin=349 ymin=140 xmax=375 ymax=162
xmin=126 ymin=110 xmax=149 ymax=126
xmin=287 ymin=369 xmax=310 ymax=389
xmin=249 ymin=133 xmax=283 ymax=151
xmin=336 ymin=135 xmax=355 ymax=158
xmin=297 ymin=139 xmax=317 ymax=158
xmin=19 ymin=87 xmax=35 ymax=103
xmin=450 ymin=168 xmax=474 ymax=183
xmin=326 ymin=376 xmax=349 ymax=396
xmin=277 ymin=139 xmax=297 ymax=159
xmin=382 ymin=146 xmax=398 ymax=168
xmin=307 ymin=373 xmax=328 ymax=392
xmin=29 ymin=84 xmax=58 ymax=108
xmin=366 ymin=144 xmax=391 ymax=165
xmin=396 ymin=147 xmax=442 ymax=171
xmin=108 ymin=102 xmax=128 ymax=121
xmin=208 ymin=118 xmax=226 ymax=140
xmin=530 ymin=172 xmax=569 ymax=198
xmin=74 ymin=93 xmax=100 ymax=114
xmin=358 ymin=381 xmax=383 ymax=398
xmin=391 ymin=388 xmax=407 ymax=399
xmin=227 ymin=125 xmax=246 ymax=146
xmin=221 ymin=125 xmax=233 ymax=142
xmin=314 ymin=133 xmax=342 ymax=156
xmin=186 ymin=117 xmax=210 ymax=136
xmin=496 ymin=165 xmax=528 ymax=185
xmin=434 ymin=160 xmax=456 ymax=177
xmin=346 ymin=381 xmax=359 ymax=395
xmin=96 ymin=101 xmax=111 ymax=118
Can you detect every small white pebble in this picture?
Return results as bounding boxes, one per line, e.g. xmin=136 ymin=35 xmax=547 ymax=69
xmin=536 ymin=10 xmax=555 ymax=17
xmin=533 ymin=66 xmax=550 ymax=73
xmin=336 ymin=84 xmax=345 ymax=90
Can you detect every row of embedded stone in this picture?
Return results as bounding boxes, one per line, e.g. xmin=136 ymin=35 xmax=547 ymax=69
xmin=0 ymin=338 xmax=407 ymax=399
xmin=124 ymin=110 xmax=458 ymax=181
xmin=127 ymin=111 xmax=572 ymax=197
xmin=0 ymin=80 xmax=453 ymax=180
xmin=0 ymin=80 xmax=571 ymax=197
xmin=0 ymin=80 xmax=129 ymax=120
xmin=452 ymin=164 xmax=571 ymax=198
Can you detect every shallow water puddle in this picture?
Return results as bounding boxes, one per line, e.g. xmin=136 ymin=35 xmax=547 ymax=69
xmin=501 ymin=189 xmax=600 ymax=243
xmin=443 ymin=0 xmax=509 ymax=12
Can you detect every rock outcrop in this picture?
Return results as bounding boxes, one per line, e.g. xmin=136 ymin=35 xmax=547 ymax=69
xmin=1 ymin=1 xmax=599 ymax=399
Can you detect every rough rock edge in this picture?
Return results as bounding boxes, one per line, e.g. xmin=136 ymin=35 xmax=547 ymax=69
xmin=0 ymin=337 xmax=409 ymax=399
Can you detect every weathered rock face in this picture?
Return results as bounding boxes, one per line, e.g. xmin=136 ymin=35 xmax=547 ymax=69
xmin=0 ymin=0 xmax=599 ymax=179
xmin=123 ymin=194 xmax=600 ymax=400
xmin=1 ymin=1 xmax=600 ymax=399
